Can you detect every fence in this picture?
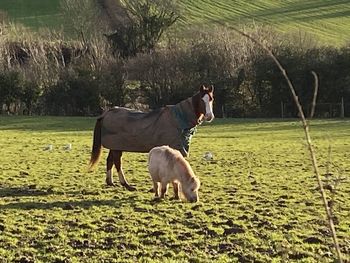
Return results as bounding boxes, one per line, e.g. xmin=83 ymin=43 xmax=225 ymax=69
xmin=281 ymin=98 xmax=347 ymax=118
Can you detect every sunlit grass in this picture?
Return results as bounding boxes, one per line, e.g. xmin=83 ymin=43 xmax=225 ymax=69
xmin=0 ymin=116 xmax=349 ymax=262
xmin=179 ymin=0 xmax=350 ymax=46
xmin=1 ymin=0 xmax=350 ymax=46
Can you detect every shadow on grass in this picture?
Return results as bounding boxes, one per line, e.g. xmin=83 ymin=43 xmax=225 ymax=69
xmin=0 ymin=199 xmax=124 ymax=210
xmin=0 ymin=186 xmax=52 ymax=197
xmin=0 ymin=116 xmax=96 ymax=132
xmin=0 ymin=194 xmax=140 ymax=210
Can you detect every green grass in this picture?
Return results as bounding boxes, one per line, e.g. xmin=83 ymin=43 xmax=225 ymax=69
xmin=179 ymin=0 xmax=350 ymax=46
xmin=0 ymin=0 xmax=63 ymax=29
xmin=1 ymin=0 xmax=350 ymax=46
xmin=0 ymin=116 xmax=349 ymax=262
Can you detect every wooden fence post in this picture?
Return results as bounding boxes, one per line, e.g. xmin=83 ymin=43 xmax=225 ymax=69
xmin=341 ymin=97 xmax=345 ymax=118
xmin=222 ymin=105 xmax=226 ymax=118
xmin=281 ymin=101 xmax=284 ymax=119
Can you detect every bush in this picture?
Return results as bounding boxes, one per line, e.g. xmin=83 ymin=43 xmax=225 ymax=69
xmin=1 ymin=21 xmax=350 ymax=117
xmin=43 ymin=68 xmax=100 ymax=116
xmin=0 ymin=71 xmax=23 ymax=113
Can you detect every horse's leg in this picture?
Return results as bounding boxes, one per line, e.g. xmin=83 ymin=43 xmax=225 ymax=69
xmin=112 ymin=150 xmax=136 ymax=191
xmin=160 ymin=183 xmax=169 ymax=198
xmin=106 ymin=150 xmax=115 ymax=186
xmin=153 ymin=182 xmax=160 ymax=198
xmin=172 ymin=182 xmax=180 ymax=200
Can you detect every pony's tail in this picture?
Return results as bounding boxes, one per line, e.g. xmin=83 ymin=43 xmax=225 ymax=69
xmin=88 ymin=118 xmax=102 ymax=171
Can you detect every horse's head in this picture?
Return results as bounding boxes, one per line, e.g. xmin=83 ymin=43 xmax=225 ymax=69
xmin=182 ymin=176 xmax=200 ymax=203
xmin=193 ymin=85 xmax=215 ymax=123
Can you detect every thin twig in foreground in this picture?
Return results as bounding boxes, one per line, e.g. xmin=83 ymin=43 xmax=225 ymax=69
xmin=229 ymin=27 xmax=343 ymax=262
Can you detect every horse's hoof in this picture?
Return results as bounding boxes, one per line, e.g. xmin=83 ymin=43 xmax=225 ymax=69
xmin=124 ymin=184 xmax=137 ymax=191
xmin=151 ymin=197 xmax=162 ymax=203
xmin=106 ymin=182 xmax=116 ymax=187
xmin=148 ymin=188 xmax=154 ymax=193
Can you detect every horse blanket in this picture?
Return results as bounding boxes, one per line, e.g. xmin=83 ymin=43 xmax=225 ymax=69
xmin=100 ymin=98 xmax=198 ymax=157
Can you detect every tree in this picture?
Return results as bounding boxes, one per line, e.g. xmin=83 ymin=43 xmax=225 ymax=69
xmin=60 ymin=0 xmax=106 ymax=41
xmin=0 ymin=71 xmax=23 ymax=113
xmin=105 ymin=0 xmax=180 ymax=57
xmin=20 ymin=82 xmax=41 ymax=115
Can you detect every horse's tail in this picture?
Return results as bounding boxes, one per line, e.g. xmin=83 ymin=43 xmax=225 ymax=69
xmin=89 ymin=118 xmax=103 ymax=170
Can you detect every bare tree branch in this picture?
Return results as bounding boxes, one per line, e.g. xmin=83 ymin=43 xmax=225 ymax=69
xmin=310 ymin=71 xmax=318 ymax=119
xmin=229 ymin=26 xmax=343 ymax=263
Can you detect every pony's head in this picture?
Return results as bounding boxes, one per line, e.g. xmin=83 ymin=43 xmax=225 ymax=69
xmin=193 ymin=85 xmax=215 ymax=123
xmin=182 ymin=176 xmax=201 ymax=203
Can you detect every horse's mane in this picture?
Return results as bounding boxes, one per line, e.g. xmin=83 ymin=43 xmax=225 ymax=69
xmin=191 ymin=92 xmax=202 ymax=119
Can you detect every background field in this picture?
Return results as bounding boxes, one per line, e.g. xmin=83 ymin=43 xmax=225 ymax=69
xmin=1 ymin=0 xmax=350 ymax=46
xmin=0 ymin=117 xmax=349 ymax=262
xmin=0 ymin=0 xmax=63 ymax=29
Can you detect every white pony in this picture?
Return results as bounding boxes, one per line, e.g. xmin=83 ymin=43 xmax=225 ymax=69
xmin=148 ymin=145 xmax=200 ymax=202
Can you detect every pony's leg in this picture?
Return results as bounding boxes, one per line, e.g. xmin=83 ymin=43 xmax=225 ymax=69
xmin=172 ymin=182 xmax=180 ymax=200
xmin=112 ymin=150 xmax=136 ymax=191
xmin=106 ymin=150 xmax=115 ymax=186
xmin=160 ymin=183 xmax=169 ymax=198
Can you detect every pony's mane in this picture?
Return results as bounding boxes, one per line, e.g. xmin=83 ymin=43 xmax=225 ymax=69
xmin=163 ymin=146 xmax=199 ymax=185
xmin=163 ymin=146 xmax=183 ymax=167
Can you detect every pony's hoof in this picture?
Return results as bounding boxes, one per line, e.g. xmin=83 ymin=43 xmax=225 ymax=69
xmin=148 ymin=188 xmax=154 ymax=193
xmin=106 ymin=182 xmax=116 ymax=187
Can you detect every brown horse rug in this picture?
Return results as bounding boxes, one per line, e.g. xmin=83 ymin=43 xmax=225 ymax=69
xmin=100 ymin=98 xmax=198 ymax=157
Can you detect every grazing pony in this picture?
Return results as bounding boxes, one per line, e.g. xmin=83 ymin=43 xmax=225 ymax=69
xmin=89 ymin=85 xmax=214 ymax=190
xmin=148 ymin=145 xmax=200 ymax=202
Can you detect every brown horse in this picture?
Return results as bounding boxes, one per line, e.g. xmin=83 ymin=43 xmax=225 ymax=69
xmin=89 ymin=85 xmax=214 ymax=190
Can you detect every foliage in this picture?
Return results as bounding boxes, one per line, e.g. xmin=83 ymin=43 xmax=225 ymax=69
xmin=0 ymin=22 xmax=127 ymax=115
xmin=43 ymin=68 xmax=101 ymax=116
xmin=0 ymin=8 xmax=350 ymax=117
xmin=106 ymin=0 xmax=181 ymax=57
xmin=60 ymin=0 xmax=106 ymax=39
xmin=240 ymin=44 xmax=350 ymax=117
xmin=0 ymin=117 xmax=349 ymax=262
xmin=20 ymin=81 xmax=41 ymax=115
xmin=0 ymin=70 xmax=23 ymax=112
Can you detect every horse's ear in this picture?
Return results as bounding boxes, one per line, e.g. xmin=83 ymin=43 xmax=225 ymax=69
xmin=199 ymin=85 xmax=206 ymax=92
xmin=208 ymin=85 xmax=214 ymax=93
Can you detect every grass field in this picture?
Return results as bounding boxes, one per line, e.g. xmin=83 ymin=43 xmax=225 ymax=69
xmin=0 ymin=116 xmax=349 ymax=262
xmin=0 ymin=0 xmax=63 ymax=29
xmin=179 ymin=0 xmax=350 ymax=46
xmin=1 ymin=0 xmax=350 ymax=46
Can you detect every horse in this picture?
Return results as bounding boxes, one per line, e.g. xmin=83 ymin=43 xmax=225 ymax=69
xmin=148 ymin=145 xmax=200 ymax=202
xmin=89 ymin=85 xmax=214 ymax=191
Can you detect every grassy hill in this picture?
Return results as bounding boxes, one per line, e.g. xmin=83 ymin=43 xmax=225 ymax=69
xmin=1 ymin=0 xmax=350 ymax=46
xmin=0 ymin=0 xmax=63 ymax=29
xmin=179 ymin=0 xmax=350 ymax=46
